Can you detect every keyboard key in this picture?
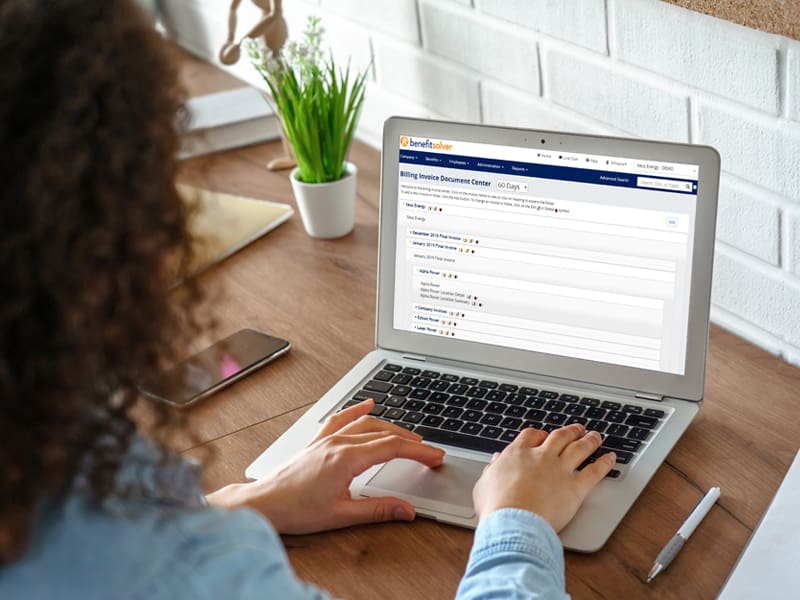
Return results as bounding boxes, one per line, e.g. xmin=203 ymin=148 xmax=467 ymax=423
xmin=486 ymin=402 xmax=506 ymax=414
xmin=405 ymin=400 xmax=425 ymax=411
xmin=565 ymin=404 xmax=585 ymax=416
xmin=623 ymin=404 xmax=643 ymax=414
xmin=391 ymin=385 xmax=411 ymax=397
xmin=544 ymin=400 xmax=566 ymax=412
xmin=485 ymin=390 xmax=507 ymax=402
xmin=480 ymin=426 xmax=503 ymax=439
xmin=499 ymin=383 xmax=519 ymax=392
xmin=429 ymin=380 xmax=450 ymax=392
xmin=373 ymin=370 xmax=395 ymax=382
xmin=628 ymin=427 xmax=650 ymax=441
xmin=364 ymin=380 xmax=393 ymax=393
xmin=560 ymin=394 xmax=579 ymax=403
xmin=466 ymin=399 xmax=488 ymax=411
xmin=520 ymin=387 xmax=538 ymax=396
xmin=353 ymin=391 xmax=387 ymax=404
xmin=409 ymin=388 xmax=431 ymax=401
xmin=545 ymin=413 xmax=567 ymax=425
xmin=442 ymin=418 xmax=463 ymax=431
xmin=393 ymin=422 xmax=415 ymax=432
xmin=585 ymin=407 xmax=606 ymax=419
xmin=644 ymin=408 xmax=665 ymax=418
xmin=385 ymin=396 xmax=405 ymax=408
xmin=601 ymin=401 xmax=622 ymax=411
xmin=606 ymin=470 xmax=621 ymax=479
xmin=506 ymin=393 xmax=525 ymax=405
xmin=606 ymin=424 xmax=629 ymax=437
xmin=422 ymin=415 xmax=444 ymax=427
xmin=542 ymin=423 xmax=561 ymax=433
xmin=525 ymin=409 xmax=546 ymax=421
xmin=340 ymin=400 xmax=359 ymax=410
xmin=505 ymin=405 xmax=526 ymax=417
xmin=565 ymin=416 xmax=588 ymax=426
xmin=391 ymin=373 xmax=412 ymax=385
xmin=430 ymin=392 xmax=449 ymax=403
xmin=422 ymin=402 xmax=444 ymax=415
xmin=500 ymin=430 xmax=518 ymax=443
xmin=580 ymin=397 xmax=600 ymax=407
xmin=440 ymin=373 xmax=459 ymax=382
xmin=606 ymin=411 xmax=626 ymax=423
xmin=625 ymin=415 xmax=659 ymax=429
xmin=447 ymin=383 xmax=469 ymax=395
xmin=402 ymin=367 xmax=421 ymax=375
xmin=460 ymin=377 xmax=478 ymax=385
xmin=463 ymin=410 xmax=482 ymax=422
xmin=467 ymin=387 xmax=488 ymax=398
xmin=478 ymin=380 xmax=498 ymax=389
xmin=369 ymin=404 xmax=386 ymax=417
xmin=461 ymin=423 xmax=483 ymax=436
xmin=539 ymin=390 xmax=559 ymax=399
xmin=522 ymin=421 xmax=543 ymax=430
xmin=500 ymin=417 xmax=522 ymax=430
xmin=595 ymin=448 xmax=633 ymax=464
xmin=384 ymin=363 xmax=402 ymax=372
xmin=402 ymin=412 xmax=424 ymax=424
xmin=587 ymin=420 xmax=607 ymax=433
xmin=415 ymin=425 xmax=505 ymax=453
xmin=446 ymin=395 xmax=468 ymax=407
xmin=385 ymin=408 xmax=406 ymax=420
xmin=480 ymin=413 xmax=502 ymax=426
xmin=603 ymin=436 xmax=642 ymax=452
xmin=410 ymin=377 xmax=432 ymax=388
xmin=524 ymin=397 xmax=545 ymax=409
xmin=443 ymin=406 xmax=463 ymax=419
xmin=421 ymin=370 xmax=440 ymax=379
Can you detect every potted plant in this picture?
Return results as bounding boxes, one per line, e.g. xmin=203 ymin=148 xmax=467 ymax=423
xmin=246 ymin=16 xmax=367 ymax=239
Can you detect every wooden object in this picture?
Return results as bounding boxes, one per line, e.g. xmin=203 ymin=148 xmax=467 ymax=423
xmin=174 ymin=50 xmax=800 ymax=599
xmin=663 ymin=0 xmax=800 ymax=39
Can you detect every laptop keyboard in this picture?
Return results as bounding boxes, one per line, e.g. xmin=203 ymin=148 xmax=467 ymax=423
xmin=337 ymin=363 xmax=671 ymax=480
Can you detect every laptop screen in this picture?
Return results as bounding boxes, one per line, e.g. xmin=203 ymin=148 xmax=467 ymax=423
xmin=392 ymin=135 xmax=699 ymax=376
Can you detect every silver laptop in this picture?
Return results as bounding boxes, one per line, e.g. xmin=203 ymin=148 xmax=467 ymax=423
xmin=246 ymin=117 xmax=720 ymax=552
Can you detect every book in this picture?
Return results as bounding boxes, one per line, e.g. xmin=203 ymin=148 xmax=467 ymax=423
xmin=179 ymin=87 xmax=280 ymax=159
xmin=175 ymin=183 xmax=293 ymax=282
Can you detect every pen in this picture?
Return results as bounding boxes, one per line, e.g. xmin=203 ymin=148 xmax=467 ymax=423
xmin=647 ymin=486 xmax=721 ymax=583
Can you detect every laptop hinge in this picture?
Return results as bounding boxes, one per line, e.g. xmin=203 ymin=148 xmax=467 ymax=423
xmin=402 ymin=354 xmax=427 ymax=362
xmin=635 ymin=391 xmax=664 ymax=402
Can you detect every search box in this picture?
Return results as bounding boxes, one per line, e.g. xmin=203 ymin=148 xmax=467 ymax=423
xmin=637 ymin=177 xmax=693 ymax=192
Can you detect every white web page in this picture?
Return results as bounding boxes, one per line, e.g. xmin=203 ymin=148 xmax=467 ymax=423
xmin=393 ymin=141 xmax=698 ymax=374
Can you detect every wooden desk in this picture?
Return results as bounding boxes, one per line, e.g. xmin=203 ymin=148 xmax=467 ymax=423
xmin=174 ymin=52 xmax=800 ymax=600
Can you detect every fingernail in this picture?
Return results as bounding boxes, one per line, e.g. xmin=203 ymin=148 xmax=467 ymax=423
xmin=394 ymin=506 xmax=415 ymax=521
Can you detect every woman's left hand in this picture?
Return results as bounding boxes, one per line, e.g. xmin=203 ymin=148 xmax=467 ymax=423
xmin=206 ymin=400 xmax=445 ymax=534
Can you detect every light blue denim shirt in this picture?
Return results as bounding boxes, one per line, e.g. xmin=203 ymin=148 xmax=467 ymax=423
xmin=0 ymin=440 xmax=569 ymax=599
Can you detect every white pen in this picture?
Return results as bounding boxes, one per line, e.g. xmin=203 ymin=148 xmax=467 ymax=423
xmin=647 ymin=486 xmax=721 ymax=583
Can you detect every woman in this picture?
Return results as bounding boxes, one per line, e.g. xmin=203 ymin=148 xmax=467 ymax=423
xmin=0 ymin=1 xmax=614 ymax=598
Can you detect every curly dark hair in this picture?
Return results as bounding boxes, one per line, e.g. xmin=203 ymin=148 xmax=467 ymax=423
xmin=0 ymin=0 xmax=194 ymax=562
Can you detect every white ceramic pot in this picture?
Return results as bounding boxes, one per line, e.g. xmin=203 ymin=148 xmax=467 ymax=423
xmin=290 ymin=163 xmax=357 ymax=239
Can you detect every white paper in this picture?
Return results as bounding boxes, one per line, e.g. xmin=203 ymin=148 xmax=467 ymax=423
xmin=718 ymin=449 xmax=800 ymax=599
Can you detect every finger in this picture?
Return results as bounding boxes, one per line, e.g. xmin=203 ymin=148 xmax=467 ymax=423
xmin=541 ymin=423 xmax=585 ymax=455
xmin=345 ymin=435 xmax=446 ymax=476
xmin=511 ymin=427 xmax=548 ymax=449
xmin=577 ymin=451 xmax=616 ymax=494
xmin=311 ymin=400 xmax=374 ymax=443
xmin=337 ymin=414 xmax=422 ymax=442
xmin=335 ymin=496 xmax=416 ymax=528
xmin=560 ymin=430 xmax=604 ymax=469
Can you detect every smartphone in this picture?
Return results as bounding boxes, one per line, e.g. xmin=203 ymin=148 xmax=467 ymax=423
xmin=139 ymin=328 xmax=290 ymax=407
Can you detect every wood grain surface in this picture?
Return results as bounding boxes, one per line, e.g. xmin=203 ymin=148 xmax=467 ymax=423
xmin=172 ymin=49 xmax=800 ymax=599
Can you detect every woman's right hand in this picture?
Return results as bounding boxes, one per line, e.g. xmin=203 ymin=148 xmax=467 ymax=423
xmin=472 ymin=424 xmax=615 ymax=532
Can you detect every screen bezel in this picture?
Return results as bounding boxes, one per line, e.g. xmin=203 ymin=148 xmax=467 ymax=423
xmin=376 ymin=117 xmax=719 ymax=401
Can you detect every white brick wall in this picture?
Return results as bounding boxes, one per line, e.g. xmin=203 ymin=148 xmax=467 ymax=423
xmin=160 ymin=0 xmax=800 ymax=367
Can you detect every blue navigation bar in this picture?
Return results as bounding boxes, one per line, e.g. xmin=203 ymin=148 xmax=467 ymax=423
xmin=398 ymin=149 xmax=698 ymax=195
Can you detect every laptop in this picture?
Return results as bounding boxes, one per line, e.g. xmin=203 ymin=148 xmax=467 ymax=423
xmin=246 ymin=117 xmax=720 ymax=552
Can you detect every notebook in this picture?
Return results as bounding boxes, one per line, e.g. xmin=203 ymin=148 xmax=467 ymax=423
xmin=176 ymin=184 xmax=293 ymax=281
xmin=245 ymin=117 xmax=720 ymax=552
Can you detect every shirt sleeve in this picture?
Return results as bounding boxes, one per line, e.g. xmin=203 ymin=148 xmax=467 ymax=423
xmin=455 ymin=508 xmax=570 ymax=600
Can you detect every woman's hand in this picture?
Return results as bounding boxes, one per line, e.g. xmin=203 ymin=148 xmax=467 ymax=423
xmin=473 ymin=424 xmax=615 ymax=532
xmin=206 ymin=400 xmax=445 ymax=534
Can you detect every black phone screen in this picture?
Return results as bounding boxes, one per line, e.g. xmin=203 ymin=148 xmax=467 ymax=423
xmin=140 ymin=329 xmax=290 ymax=406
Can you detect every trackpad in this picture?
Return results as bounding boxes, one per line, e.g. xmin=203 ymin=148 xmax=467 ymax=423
xmin=361 ymin=455 xmax=485 ymax=519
